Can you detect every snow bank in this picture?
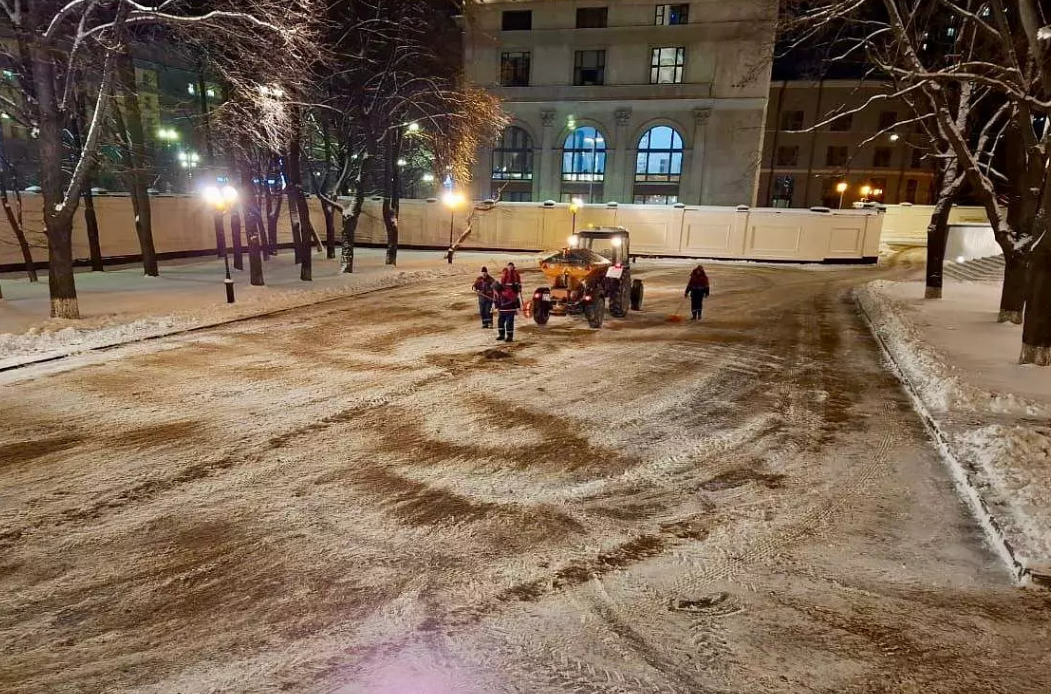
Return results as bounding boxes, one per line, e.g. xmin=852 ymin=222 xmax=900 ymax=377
xmin=857 ymin=281 xmax=1051 ymax=585
xmin=0 ymin=253 xmax=529 ymax=370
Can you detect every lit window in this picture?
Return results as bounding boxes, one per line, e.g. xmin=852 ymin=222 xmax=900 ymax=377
xmin=562 ymin=126 xmax=606 ymax=182
xmin=650 ymin=47 xmax=685 ymax=84
xmin=635 ymin=126 xmax=684 ymax=182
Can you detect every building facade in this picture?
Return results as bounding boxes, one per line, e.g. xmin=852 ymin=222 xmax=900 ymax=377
xmin=758 ymin=80 xmax=938 ymax=209
xmin=464 ymin=0 xmax=778 ymax=206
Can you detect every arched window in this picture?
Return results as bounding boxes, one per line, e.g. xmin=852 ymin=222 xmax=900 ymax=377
xmin=633 ymin=125 xmax=684 ymax=205
xmin=491 ymin=126 xmax=533 ymax=181
xmin=635 ymin=126 xmax=683 ymax=182
xmin=561 ymin=127 xmax=606 ymax=182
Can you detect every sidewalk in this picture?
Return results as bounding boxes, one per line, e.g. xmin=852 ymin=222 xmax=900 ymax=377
xmin=857 ymin=278 xmax=1051 ymax=586
xmin=0 ymin=249 xmax=531 ymax=369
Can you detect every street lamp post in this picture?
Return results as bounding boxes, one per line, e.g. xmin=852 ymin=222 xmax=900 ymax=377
xmin=442 ymin=191 xmax=465 ymax=264
xmin=205 ymin=185 xmax=240 ymax=303
xmin=836 ymin=181 xmax=848 ymax=209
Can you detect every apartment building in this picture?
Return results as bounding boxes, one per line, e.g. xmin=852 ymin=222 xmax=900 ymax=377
xmin=464 ymin=0 xmax=778 ymax=205
xmin=758 ymin=80 xmax=937 ymax=208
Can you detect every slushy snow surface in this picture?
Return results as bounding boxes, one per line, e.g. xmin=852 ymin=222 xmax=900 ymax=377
xmin=0 ymin=250 xmax=533 ymax=369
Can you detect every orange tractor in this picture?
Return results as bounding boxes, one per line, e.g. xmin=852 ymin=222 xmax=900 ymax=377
xmin=530 ymin=228 xmax=644 ymax=329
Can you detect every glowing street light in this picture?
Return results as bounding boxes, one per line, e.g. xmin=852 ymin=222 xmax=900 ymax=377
xmin=397 ymin=158 xmax=407 ymax=167
xmin=889 ymin=133 xmax=900 ymax=142
xmin=422 ymin=173 xmax=435 ymax=183
xmin=157 ymin=127 xmax=179 ymax=142
xmin=204 ymin=184 xmax=240 ymax=303
xmin=835 ymin=181 xmax=848 ymax=209
xmin=860 ymin=184 xmax=872 ymax=203
xmin=407 ymin=122 xmax=420 ymax=134
xmin=443 ymin=191 xmax=466 ymax=264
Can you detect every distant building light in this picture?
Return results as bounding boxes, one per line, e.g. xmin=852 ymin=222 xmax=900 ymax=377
xmin=187 ymin=83 xmax=196 ymax=95
xmin=889 ymin=133 xmax=900 ymax=142
xmin=206 ymin=88 xmax=216 ymax=98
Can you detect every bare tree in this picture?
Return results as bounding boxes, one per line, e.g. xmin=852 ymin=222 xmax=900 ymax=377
xmin=2 ymin=0 xmax=319 ymax=319
xmin=783 ymin=0 xmax=1051 ymax=364
xmin=309 ymin=0 xmax=505 ymax=268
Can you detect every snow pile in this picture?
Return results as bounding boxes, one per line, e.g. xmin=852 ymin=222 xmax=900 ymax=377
xmin=0 ymin=261 xmax=504 ymax=369
xmin=956 ymin=425 xmax=1051 ymax=567
xmin=857 ymin=280 xmax=1051 ymax=583
xmin=856 ymin=281 xmax=961 ymax=413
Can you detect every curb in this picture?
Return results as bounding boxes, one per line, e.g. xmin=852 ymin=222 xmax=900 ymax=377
xmin=0 ymin=265 xmax=478 ymax=376
xmin=853 ymin=287 xmax=1034 ymax=587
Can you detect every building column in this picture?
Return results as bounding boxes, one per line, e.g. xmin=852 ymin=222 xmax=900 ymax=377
xmin=539 ymin=110 xmax=558 ymax=202
xmin=684 ymin=107 xmax=711 ymax=205
xmin=607 ymin=108 xmax=632 ymax=204
xmin=473 ymin=147 xmax=491 ymax=201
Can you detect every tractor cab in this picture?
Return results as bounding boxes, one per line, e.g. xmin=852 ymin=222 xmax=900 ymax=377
xmin=568 ymin=227 xmax=631 ymax=267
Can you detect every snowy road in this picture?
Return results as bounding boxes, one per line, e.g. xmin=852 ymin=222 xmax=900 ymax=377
xmin=2 ymin=259 xmax=1050 ymax=693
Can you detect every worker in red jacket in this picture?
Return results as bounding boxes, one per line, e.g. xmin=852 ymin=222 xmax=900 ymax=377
xmin=685 ymin=265 xmax=711 ymax=320
xmin=472 ymin=266 xmax=495 ymax=328
xmin=493 ymin=281 xmax=522 ymax=342
xmin=500 ymin=262 xmax=522 ymax=294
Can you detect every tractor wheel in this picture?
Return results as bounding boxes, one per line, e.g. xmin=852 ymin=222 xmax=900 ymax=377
xmin=608 ymin=279 xmax=628 ymax=317
xmin=534 ymin=301 xmax=551 ymax=325
xmin=630 ymin=279 xmax=644 ymax=311
xmin=584 ymin=297 xmax=605 ymax=328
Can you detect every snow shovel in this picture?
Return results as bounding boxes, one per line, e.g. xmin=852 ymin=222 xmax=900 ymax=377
xmin=666 ymin=297 xmax=687 ymax=323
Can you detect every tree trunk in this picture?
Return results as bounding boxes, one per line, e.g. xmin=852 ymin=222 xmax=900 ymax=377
xmin=383 ymin=128 xmax=402 ymax=266
xmin=197 ymin=70 xmax=214 ymax=165
xmin=0 ymin=185 xmax=38 ymax=281
xmin=45 ymin=214 xmax=79 ymax=319
xmin=286 ymin=110 xmax=313 ymax=281
xmin=241 ymin=165 xmax=264 ymax=286
xmin=286 ymin=182 xmax=303 ymax=263
xmin=924 ymin=162 xmax=958 ymax=300
xmin=1021 ymin=246 xmax=1051 ymax=365
xmin=1000 ymin=250 xmax=1029 ymax=324
xmin=82 ymin=185 xmax=103 ymax=272
xmin=1018 ymin=175 xmax=1051 ymax=364
xmin=323 ymin=200 xmax=336 ymax=259
xmin=30 ymin=42 xmax=79 ymax=318
xmin=116 ymin=47 xmax=157 ymax=277
xmin=70 ymin=90 xmax=102 ymax=272
xmin=265 ymin=174 xmax=282 ymax=255
xmin=231 ymin=210 xmax=244 ymax=271
xmin=340 ymin=158 xmax=366 ymax=274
